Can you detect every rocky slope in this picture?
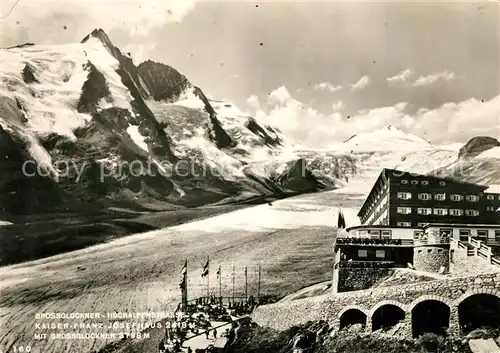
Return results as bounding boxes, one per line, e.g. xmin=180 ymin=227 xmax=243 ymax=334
xmin=0 ymin=29 xmax=324 ymax=217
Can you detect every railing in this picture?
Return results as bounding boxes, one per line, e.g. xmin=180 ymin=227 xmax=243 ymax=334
xmin=336 ymin=238 xmax=412 ymax=246
xmin=469 ymin=237 xmax=481 ymax=248
xmin=414 ymin=237 xmax=450 ymax=245
xmin=339 ymin=260 xmax=395 ymax=268
xmin=466 ymin=236 xmax=500 ymax=268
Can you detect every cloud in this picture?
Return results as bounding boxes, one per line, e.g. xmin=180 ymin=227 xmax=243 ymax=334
xmin=387 ymin=68 xmax=414 ymax=84
xmin=1 ymin=0 xmax=198 ymax=40
xmin=249 ymin=85 xmax=500 ymax=148
xmin=122 ymin=42 xmax=157 ymax=63
xmin=332 ymin=101 xmax=345 ymax=112
xmin=313 ymin=82 xmax=343 ymax=92
xmin=351 ymin=75 xmax=370 ymax=91
xmin=268 ymin=85 xmax=293 ymax=104
xmin=412 ymin=71 xmax=456 ymax=87
xmin=246 ymin=95 xmax=261 ymax=110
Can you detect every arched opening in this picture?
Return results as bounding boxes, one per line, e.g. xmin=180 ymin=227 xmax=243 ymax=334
xmin=372 ymin=304 xmax=405 ymax=332
xmin=339 ymin=309 xmax=367 ymax=330
xmin=459 ymin=294 xmax=500 ymax=334
xmin=412 ymin=300 xmax=450 ymax=338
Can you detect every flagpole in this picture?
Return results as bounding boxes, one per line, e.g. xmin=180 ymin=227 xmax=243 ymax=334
xmin=185 ymin=258 xmax=188 ymax=307
xmin=258 ymin=264 xmax=261 ymax=302
xmin=219 ymin=266 xmax=222 ymax=301
xmin=207 ymin=255 xmax=210 ymax=299
xmin=232 ymin=265 xmax=235 ymax=304
xmin=245 ymin=266 xmax=248 ymax=301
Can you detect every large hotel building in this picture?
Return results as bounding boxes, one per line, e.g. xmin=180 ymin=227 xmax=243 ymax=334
xmin=357 ymin=168 xmax=500 ymax=228
xmin=332 ymin=168 xmax=500 ymax=294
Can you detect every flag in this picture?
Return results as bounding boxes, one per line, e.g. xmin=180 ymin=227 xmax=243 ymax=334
xmin=337 ymin=207 xmax=346 ymax=229
xmin=216 ymin=266 xmax=221 ymax=279
xmin=244 ymin=266 xmax=247 ymax=276
xmin=179 ymin=275 xmax=186 ymax=289
xmin=201 ymin=257 xmax=209 ymax=277
xmin=181 ymin=260 xmax=187 ymax=275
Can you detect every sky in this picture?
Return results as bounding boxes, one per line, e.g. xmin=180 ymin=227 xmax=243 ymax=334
xmin=1 ymin=0 xmax=499 ymax=147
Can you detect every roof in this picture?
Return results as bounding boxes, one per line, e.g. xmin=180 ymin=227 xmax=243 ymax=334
xmin=346 ymin=224 xmax=421 ymax=232
xmin=422 ymin=223 xmax=500 ymax=229
xmin=357 ymin=168 xmax=489 ymax=217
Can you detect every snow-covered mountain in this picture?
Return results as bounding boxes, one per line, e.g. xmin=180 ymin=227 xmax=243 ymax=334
xmin=335 ymin=125 xmax=432 ymax=152
xmin=1 ymin=29 xmax=498 ymax=216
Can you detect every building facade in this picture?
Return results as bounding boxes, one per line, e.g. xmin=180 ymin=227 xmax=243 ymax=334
xmin=357 ymin=169 xmax=500 ymax=228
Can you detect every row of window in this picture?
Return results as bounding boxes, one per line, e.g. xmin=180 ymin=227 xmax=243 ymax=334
xmin=396 ymin=207 xmax=480 ymax=216
xmin=357 ymin=249 xmax=385 ymax=258
xmin=397 ymin=192 xmax=481 ymax=202
xmin=487 ymin=206 xmax=497 ymax=211
xmin=400 ymin=179 xmax=437 ymax=186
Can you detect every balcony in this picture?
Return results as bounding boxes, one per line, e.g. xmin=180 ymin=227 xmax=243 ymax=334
xmin=336 ymin=238 xmax=413 ymax=247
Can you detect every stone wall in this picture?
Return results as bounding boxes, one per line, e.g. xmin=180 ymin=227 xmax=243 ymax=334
xmin=252 ymin=272 xmax=500 ymax=332
xmin=413 ymin=245 xmax=450 ymax=274
xmin=338 ymin=267 xmax=391 ymax=292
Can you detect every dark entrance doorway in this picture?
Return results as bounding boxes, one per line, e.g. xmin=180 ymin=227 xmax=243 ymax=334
xmin=412 ymin=300 xmax=450 ymax=338
xmin=372 ymin=304 xmax=405 ymax=332
xmin=339 ymin=309 xmax=367 ymax=330
xmin=459 ymin=294 xmax=500 ymax=334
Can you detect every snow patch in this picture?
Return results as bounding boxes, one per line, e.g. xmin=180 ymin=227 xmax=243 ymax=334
xmin=126 ymin=124 xmax=148 ymax=152
xmin=173 ymin=196 xmax=360 ymax=233
xmin=477 ymin=147 xmax=500 ymax=159
xmin=485 ymin=184 xmax=500 ymax=194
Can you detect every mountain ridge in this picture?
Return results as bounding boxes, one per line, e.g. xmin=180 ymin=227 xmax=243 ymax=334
xmin=0 ymin=29 xmax=498 ymax=218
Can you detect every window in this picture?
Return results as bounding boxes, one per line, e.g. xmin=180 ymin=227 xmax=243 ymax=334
xmin=417 ymin=208 xmax=432 ymax=215
xmin=397 ymin=222 xmax=412 ymax=227
xmin=375 ymin=250 xmax=385 ymax=259
xmin=421 ymin=181 xmax=429 ymax=185
xmin=414 ymin=231 xmax=423 ymax=239
xmin=434 ymin=193 xmax=446 ymax=201
xmin=450 ymin=194 xmax=463 ymax=201
xmin=433 ymin=208 xmax=448 ymax=216
xmin=381 ymin=230 xmax=391 ymax=238
xmin=411 ymin=180 xmax=419 ymax=185
xmin=450 ymin=209 xmax=463 ymax=216
xmin=487 ymin=195 xmax=495 ymax=200
xmin=397 ymin=207 xmax=412 ymax=214
xmin=466 ymin=195 xmax=479 ymax=202
xmin=465 ymin=209 xmax=480 ymax=216
xmin=495 ymin=230 xmax=500 ymax=239
xmin=418 ymin=193 xmax=431 ymax=200
xmin=477 ymin=230 xmax=488 ymax=238
xmin=487 ymin=207 xmax=495 ymax=211
xmin=439 ymin=181 xmax=446 ymax=186
xmin=397 ymin=192 xmax=412 ymax=200
xmin=401 ymin=180 xmax=408 ymax=184
xmin=459 ymin=229 xmax=471 ymax=237
xmin=417 ymin=222 xmax=428 ymax=227
xmin=358 ymin=250 xmax=368 ymax=258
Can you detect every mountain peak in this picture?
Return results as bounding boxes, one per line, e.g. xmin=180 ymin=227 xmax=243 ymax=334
xmin=81 ymin=28 xmax=111 ymax=45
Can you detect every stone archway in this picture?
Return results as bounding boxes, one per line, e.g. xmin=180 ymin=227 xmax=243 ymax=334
xmin=411 ymin=299 xmax=450 ymax=338
xmin=457 ymin=290 xmax=500 ymax=334
xmin=370 ymin=301 xmax=406 ymax=332
xmin=339 ymin=307 xmax=367 ymax=330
